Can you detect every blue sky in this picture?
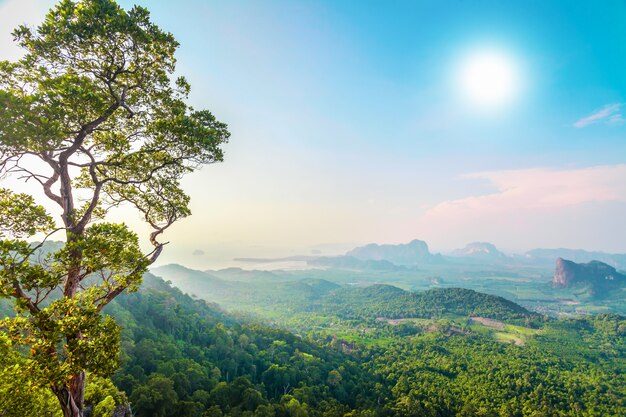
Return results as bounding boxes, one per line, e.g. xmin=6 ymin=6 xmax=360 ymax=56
xmin=2 ymin=0 xmax=626 ymax=267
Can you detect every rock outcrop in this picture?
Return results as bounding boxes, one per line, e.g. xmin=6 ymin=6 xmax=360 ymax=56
xmin=307 ymin=256 xmax=405 ymax=271
xmin=346 ymin=239 xmax=442 ymax=266
xmin=553 ymin=257 xmax=577 ymax=287
xmin=552 ymin=257 xmax=626 ymax=296
xmin=451 ymin=242 xmax=507 ymax=260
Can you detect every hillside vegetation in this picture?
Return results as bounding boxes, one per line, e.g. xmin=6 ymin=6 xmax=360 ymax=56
xmin=2 ymin=274 xmax=625 ymax=416
xmin=109 ymin=277 xmax=625 ymax=416
xmin=318 ymin=285 xmax=537 ymax=322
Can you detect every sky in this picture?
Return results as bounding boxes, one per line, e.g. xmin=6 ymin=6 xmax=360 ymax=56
xmin=1 ymin=0 xmax=626 ymax=268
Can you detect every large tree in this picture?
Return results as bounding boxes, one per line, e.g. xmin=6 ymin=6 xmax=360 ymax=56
xmin=0 ymin=1 xmax=229 ymax=416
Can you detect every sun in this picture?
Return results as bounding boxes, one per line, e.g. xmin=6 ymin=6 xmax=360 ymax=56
xmin=457 ymin=50 xmax=520 ymax=109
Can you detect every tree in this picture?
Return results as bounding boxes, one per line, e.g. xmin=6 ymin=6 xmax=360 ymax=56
xmin=0 ymin=1 xmax=229 ymax=416
xmin=130 ymin=375 xmax=179 ymax=417
xmin=0 ymin=333 xmax=61 ymax=416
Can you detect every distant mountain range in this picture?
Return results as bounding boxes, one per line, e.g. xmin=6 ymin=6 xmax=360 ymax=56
xmin=336 ymin=239 xmax=626 ymax=272
xmin=230 ymin=239 xmax=626 ymax=272
xmin=33 ymin=239 xmax=626 ymax=275
xmin=307 ymin=256 xmax=407 ymax=271
xmin=346 ymin=239 xmax=445 ymax=265
xmin=343 ymin=240 xmax=626 ymax=270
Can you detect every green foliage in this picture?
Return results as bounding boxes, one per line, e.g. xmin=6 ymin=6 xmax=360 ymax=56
xmin=368 ymin=331 xmax=626 ymax=416
xmin=103 ymin=276 xmax=378 ymax=417
xmin=320 ymin=286 xmax=537 ymax=322
xmin=84 ymin=374 xmax=128 ymax=412
xmin=101 ymin=275 xmax=626 ymax=417
xmin=0 ymin=0 xmax=229 ymax=415
xmin=0 ymin=188 xmax=55 ymax=238
xmin=92 ymin=396 xmax=115 ymax=417
xmin=0 ymin=333 xmax=62 ymax=416
xmin=2 ymin=294 xmax=121 ymax=386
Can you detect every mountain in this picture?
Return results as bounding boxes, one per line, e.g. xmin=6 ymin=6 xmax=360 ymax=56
xmin=296 ymin=278 xmax=342 ymax=294
xmin=232 ymin=255 xmax=317 ymax=263
xmin=207 ymin=267 xmax=293 ymax=282
xmin=452 ymin=242 xmax=504 ymax=257
xmin=451 ymin=242 xmax=508 ymax=262
xmin=346 ymin=239 xmax=443 ymax=265
xmin=307 ymin=255 xmax=406 ymax=271
xmin=150 ymin=263 xmax=341 ymax=310
xmin=150 ymin=263 xmax=233 ymax=298
xmin=553 ymin=258 xmax=626 ymax=297
xmin=321 ymin=285 xmax=538 ymax=322
xmin=527 ymin=248 xmax=626 ymax=269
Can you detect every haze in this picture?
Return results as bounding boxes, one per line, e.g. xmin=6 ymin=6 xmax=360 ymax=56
xmin=2 ymin=0 xmax=626 ymax=269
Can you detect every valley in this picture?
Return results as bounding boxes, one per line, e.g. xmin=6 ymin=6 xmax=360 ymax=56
xmin=4 ymin=236 xmax=625 ymax=416
xmin=2 ymin=239 xmax=626 ymax=416
xmin=99 ymin=274 xmax=626 ymax=416
xmin=102 ymin=240 xmax=624 ymax=416
xmin=152 ymin=239 xmax=626 ymax=325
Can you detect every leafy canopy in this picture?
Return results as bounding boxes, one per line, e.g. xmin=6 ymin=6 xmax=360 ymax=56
xmin=0 ymin=0 xmax=229 ymax=414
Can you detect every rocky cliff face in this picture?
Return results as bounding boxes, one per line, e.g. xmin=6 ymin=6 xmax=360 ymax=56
xmin=552 ymin=257 xmax=626 ymax=296
xmin=553 ymin=258 xmax=577 ymax=287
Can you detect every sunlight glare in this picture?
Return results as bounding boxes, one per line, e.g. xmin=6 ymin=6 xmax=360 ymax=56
xmin=457 ymin=50 xmax=520 ymax=109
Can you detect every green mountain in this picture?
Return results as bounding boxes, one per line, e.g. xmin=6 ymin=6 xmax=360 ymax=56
xmin=318 ymin=285 xmax=537 ymax=322
xmin=105 ymin=274 xmax=376 ymax=417
xmin=151 ymin=264 xmax=232 ymax=291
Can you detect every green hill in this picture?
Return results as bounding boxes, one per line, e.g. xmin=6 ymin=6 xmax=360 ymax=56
xmin=319 ymin=285 xmax=537 ymax=322
xmin=104 ymin=274 xmax=375 ymax=417
xmin=150 ymin=264 xmax=341 ymax=310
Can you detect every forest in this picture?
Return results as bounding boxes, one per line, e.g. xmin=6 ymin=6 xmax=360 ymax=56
xmin=4 ymin=274 xmax=624 ymax=417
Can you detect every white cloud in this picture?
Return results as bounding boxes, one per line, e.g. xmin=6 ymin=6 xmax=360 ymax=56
xmin=415 ymin=165 xmax=626 ymax=251
xmin=608 ymin=113 xmax=625 ymax=125
xmin=573 ymin=103 xmax=623 ymax=128
xmin=424 ymin=164 xmax=626 ymax=216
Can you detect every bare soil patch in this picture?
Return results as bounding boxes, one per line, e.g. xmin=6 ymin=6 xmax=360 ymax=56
xmin=470 ymin=316 xmax=505 ymax=330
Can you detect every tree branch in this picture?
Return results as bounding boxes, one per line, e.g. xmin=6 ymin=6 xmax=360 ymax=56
xmin=74 ymin=146 xmax=103 ymax=232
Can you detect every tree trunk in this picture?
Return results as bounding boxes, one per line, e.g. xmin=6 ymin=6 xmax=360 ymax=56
xmin=55 ymin=372 xmax=86 ymax=417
